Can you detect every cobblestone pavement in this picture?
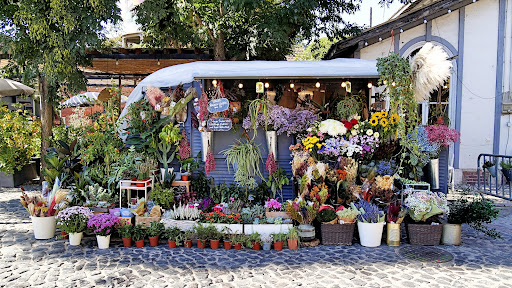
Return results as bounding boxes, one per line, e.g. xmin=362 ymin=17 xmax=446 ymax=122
xmin=2 ymin=187 xmax=512 ymax=288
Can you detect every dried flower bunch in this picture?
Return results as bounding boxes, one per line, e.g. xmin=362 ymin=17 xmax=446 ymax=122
xmin=20 ymin=184 xmax=71 ymax=217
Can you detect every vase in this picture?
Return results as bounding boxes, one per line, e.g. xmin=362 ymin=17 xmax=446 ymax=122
xmin=122 ymin=237 xmax=132 ymax=247
xmin=357 ymin=222 xmax=385 ymax=247
xmin=288 ymin=239 xmax=298 ymax=250
xmin=266 ymin=131 xmax=278 ymax=160
xmin=135 ymin=240 xmax=145 ymax=248
xmin=386 ymin=223 xmax=401 ymax=246
xmin=210 ymin=240 xmax=220 ymax=249
xmin=263 ymin=242 xmax=271 ymax=251
xmin=424 ymin=158 xmax=440 ymax=190
xmin=223 ymin=241 xmax=232 ymax=250
xmin=96 ymin=235 xmax=111 ymax=249
xmin=168 ymin=240 xmax=177 ymax=248
xmin=31 ymin=216 xmax=56 ymax=240
xmin=273 ymin=242 xmax=283 ymax=251
xmin=149 ymin=236 xmax=159 ymax=247
xmin=442 ymin=223 xmax=462 ymax=246
xmin=201 ymin=131 xmax=213 ymax=162
xmin=68 ymin=232 xmax=83 ymax=246
xmin=297 ymin=224 xmax=315 ymax=241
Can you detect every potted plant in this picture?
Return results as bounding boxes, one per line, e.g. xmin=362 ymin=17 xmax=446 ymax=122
xmin=317 ymin=205 xmax=357 ymax=246
xmin=87 ymin=213 xmax=120 ymax=249
xmin=135 ymin=158 xmax=156 ymax=187
xmin=183 ymin=230 xmax=194 ymax=248
xmin=164 ymin=227 xmax=183 ymax=248
xmin=231 ymin=234 xmax=247 ymax=250
xmin=286 ymin=197 xmax=318 ymax=241
xmin=404 ymin=190 xmax=449 ymax=245
xmin=287 ymin=227 xmax=300 ymax=250
xmin=262 ymin=235 xmax=272 ymax=251
xmin=352 ymin=200 xmax=385 ymax=247
xmin=423 ymin=124 xmax=460 ymax=188
xmin=444 ymin=193 xmax=501 ymax=245
xmin=147 ymin=221 xmax=165 ymax=247
xmin=501 ymin=161 xmax=512 ymax=183
xmin=264 ymin=198 xmax=290 ymax=219
xmin=483 ymin=161 xmax=497 ymax=178
xmin=271 ymin=232 xmax=287 ymax=251
xmin=194 ymin=223 xmax=210 ymax=249
xmin=208 ymin=226 xmax=223 ymax=249
xmin=223 ymin=227 xmax=233 ymax=249
xmin=56 ymin=206 xmax=93 ymax=246
xmin=248 ymin=232 xmax=261 ymax=250
xmin=132 ymin=224 xmax=147 ymax=248
xmin=179 ymin=158 xmax=198 ymax=181
xmin=385 ymin=203 xmax=406 ymax=247
xmin=118 ymin=224 xmax=133 ymax=247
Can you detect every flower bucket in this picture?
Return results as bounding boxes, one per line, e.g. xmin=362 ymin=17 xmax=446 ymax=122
xmin=201 ymin=131 xmax=213 ymax=162
xmin=263 ymin=242 xmax=271 ymax=251
xmin=273 ymin=242 xmax=283 ymax=251
xmin=252 ymin=242 xmax=261 ymax=251
xmin=223 ymin=241 xmax=232 ymax=250
xmin=357 ymin=222 xmax=385 ymax=247
xmin=386 ymin=223 xmax=401 ymax=247
xmin=135 ymin=240 xmax=145 ymax=248
xmin=210 ymin=240 xmax=220 ymax=249
xmin=149 ymin=236 xmax=159 ymax=247
xmin=69 ymin=232 xmax=83 ymax=246
xmin=197 ymin=240 xmax=206 ymax=249
xmin=234 ymin=243 xmax=242 ymax=250
xmin=297 ymin=224 xmax=315 ymax=241
xmin=424 ymin=158 xmax=440 ymax=190
xmin=122 ymin=237 xmax=132 ymax=247
xmin=442 ymin=224 xmax=461 ymax=246
xmin=31 ymin=216 xmax=56 ymax=240
xmin=96 ymin=235 xmax=111 ymax=249
xmin=266 ymin=130 xmax=277 ymax=160
xmin=288 ymin=239 xmax=298 ymax=250
xmin=184 ymin=240 xmax=192 ymax=248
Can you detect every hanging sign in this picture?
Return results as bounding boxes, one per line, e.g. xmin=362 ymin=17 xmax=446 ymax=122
xmin=256 ymin=82 xmax=264 ymax=93
xmin=207 ymin=98 xmax=230 ymax=113
xmin=207 ymin=117 xmax=232 ymax=131
xmin=345 ymin=81 xmax=352 ymax=93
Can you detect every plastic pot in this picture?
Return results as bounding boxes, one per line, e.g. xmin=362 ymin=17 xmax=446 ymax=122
xmin=168 ymin=240 xmax=177 ymax=248
xmin=503 ymin=169 xmax=512 ymax=183
xmin=135 ymin=240 xmax=145 ymax=248
xmin=210 ymin=240 xmax=220 ymax=249
xmin=274 ymin=242 xmax=283 ymax=251
xmin=69 ymin=232 xmax=83 ymax=246
xmin=442 ymin=223 xmax=462 ymax=246
xmin=61 ymin=231 xmax=69 ymax=239
xmin=223 ymin=241 xmax=232 ymax=250
xmin=252 ymin=242 xmax=260 ymax=251
xmin=197 ymin=240 xmax=206 ymax=249
xmin=357 ymin=222 xmax=385 ymax=247
xmin=263 ymin=242 xmax=271 ymax=251
xmin=31 ymin=216 xmax=56 ymax=240
xmin=122 ymin=237 xmax=132 ymax=247
xmin=149 ymin=236 xmax=159 ymax=247
xmin=96 ymin=235 xmax=111 ymax=249
xmin=288 ymin=239 xmax=298 ymax=250
xmin=136 ymin=178 xmax=150 ymax=187
xmin=234 ymin=243 xmax=242 ymax=250
xmin=181 ymin=175 xmax=189 ymax=181
xmin=184 ymin=240 xmax=192 ymax=248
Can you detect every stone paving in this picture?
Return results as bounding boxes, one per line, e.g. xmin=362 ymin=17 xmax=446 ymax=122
xmin=1 ymin=186 xmax=512 ymax=288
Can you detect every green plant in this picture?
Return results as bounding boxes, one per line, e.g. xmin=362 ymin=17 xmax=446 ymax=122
xmin=271 ymin=232 xmax=287 ymax=243
xmin=222 ymin=139 xmax=263 ymax=190
xmin=124 ymin=98 xmax=165 ymax=149
xmin=150 ymin=183 xmax=175 ymax=209
xmin=163 ymin=227 xmax=184 ymax=244
xmin=500 ymin=161 xmax=512 ymax=170
xmin=317 ymin=209 xmax=337 ymax=223
xmin=265 ymin=167 xmax=290 ymax=200
xmin=448 ymin=194 xmax=501 ymax=239
xmin=248 ymin=232 xmax=261 ymax=244
xmin=287 ymin=227 xmax=300 ymax=242
xmin=136 ymin=157 xmax=157 ymax=180
xmin=147 ymin=221 xmax=165 ymax=237
xmin=131 ymin=225 xmax=147 ymax=241
xmin=81 ymin=183 xmax=115 ymax=207
xmin=109 ymin=147 xmax=142 ymax=183
xmin=336 ymin=206 xmax=358 ymax=223
xmin=118 ymin=224 xmax=133 ymax=238
xmin=180 ymin=157 xmax=199 ymax=173
xmin=483 ymin=161 xmax=495 ymax=169
xmin=190 ymin=171 xmax=210 ymax=199
xmin=248 ymin=98 xmax=271 ymax=135
xmin=194 ymin=223 xmax=214 ymax=246
xmin=335 ymin=97 xmax=361 ymax=121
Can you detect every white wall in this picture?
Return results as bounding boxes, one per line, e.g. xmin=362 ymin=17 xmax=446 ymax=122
xmin=499 ymin=0 xmax=512 ymax=156
xmin=431 ymin=10 xmax=459 ymax=48
xmin=399 ymin=25 xmax=426 ymax=50
xmin=360 ymin=37 xmax=394 ymax=59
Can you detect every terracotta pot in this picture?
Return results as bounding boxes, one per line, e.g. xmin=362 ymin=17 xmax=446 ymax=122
xmin=197 ymin=240 xmax=206 ymax=249
xmin=136 ymin=178 xmax=150 ymax=187
xmin=122 ymin=237 xmax=132 ymax=247
xmin=184 ymin=240 xmax=192 ymax=248
xmin=61 ymin=231 xmax=68 ymax=239
xmin=210 ymin=240 xmax=220 ymax=249
xmin=224 ymin=241 xmax=232 ymax=250
xmin=252 ymin=242 xmax=261 ymax=251
xmin=234 ymin=243 xmax=242 ymax=250
xmin=135 ymin=240 xmax=145 ymax=248
xmin=181 ymin=175 xmax=189 ymax=181
xmin=274 ymin=242 xmax=283 ymax=251
xmin=168 ymin=240 xmax=177 ymax=248
xmin=131 ymin=177 xmax=137 ymax=186
xmin=149 ymin=236 xmax=159 ymax=247
xmin=288 ymin=239 xmax=298 ymax=250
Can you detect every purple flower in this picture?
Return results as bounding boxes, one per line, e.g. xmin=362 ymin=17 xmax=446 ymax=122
xmin=87 ymin=213 xmax=119 ymax=236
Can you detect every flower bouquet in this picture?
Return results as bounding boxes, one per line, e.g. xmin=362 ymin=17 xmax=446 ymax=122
xmin=264 ymin=198 xmax=290 ymax=219
xmin=87 ymin=213 xmax=119 ymax=249
xmin=351 ymin=200 xmax=385 ymax=247
xmin=56 ymin=206 xmax=93 ymax=245
xmin=286 ymin=197 xmax=318 ymax=241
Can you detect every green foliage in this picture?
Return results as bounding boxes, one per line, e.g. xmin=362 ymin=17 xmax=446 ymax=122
xmin=43 ymin=139 xmax=81 ymax=188
xmin=500 ymin=161 xmax=512 ymax=170
xmin=147 ymin=221 xmax=165 ymax=237
xmin=0 ymin=107 xmax=40 ymax=174
xmin=150 ymin=183 xmax=175 ymax=209
xmin=317 ymin=209 xmax=337 ymax=223
xmin=265 ymin=167 xmax=290 ymax=201
xmin=336 ymin=97 xmax=361 ymax=121
xmin=448 ymin=194 xmax=501 ymax=239
xmin=117 ymin=224 xmax=133 ymax=238
xmin=131 ymin=225 xmax=147 ymax=241
xmin=222 ymin=139 xmax=263 ymax=189
xmin=190 ymin=171 xmax=211 ymax=200
xmin=124 ymin=99 xmax=168 ymax=150
xmin=248 ymin=232 xmax=261 ymax=243
xmin=248 ymin=98 xmax=271 ymax=134
xmin=163 ymin=227 xmax=184 ymax=244
xmin=271 ymin=232 xmax=287 ymax=243
xmin=287 ymin=227 xmax=300 ymax=242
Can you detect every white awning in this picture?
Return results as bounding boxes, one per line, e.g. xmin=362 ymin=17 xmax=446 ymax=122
xmin=60 ymin=92 xmax=99 ymax=108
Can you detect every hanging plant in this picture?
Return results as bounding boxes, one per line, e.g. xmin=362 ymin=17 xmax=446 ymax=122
xmin=247 ymin=98 xmax=271 ymax=136
xmin=221 ymin=138 xmax=263 ymax=189
xmin=335 ymin=97 xmax=361 ymax=121
xmin=205 ymin=150 xmax=216 ymax=176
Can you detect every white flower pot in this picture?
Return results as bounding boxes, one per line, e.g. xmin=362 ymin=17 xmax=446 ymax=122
xmin=442 ymin=223 xmax=462 ymax=246
xmin=31 ymin=216 xmax=56 ymax=240
xmin=96 ymin=235 xmax=111 ymax=249
xmin=201 ymin=131 xmax=213 ymax=162
xmin=68 ymin=232 xmax=83 ymax=246
xmin=357 ymin=222 xmax=385 ymax=247
xmin=266 ymin=130 xmax=278 ymax=160
xmin=161 ymin=219 xmax=197 ymax=231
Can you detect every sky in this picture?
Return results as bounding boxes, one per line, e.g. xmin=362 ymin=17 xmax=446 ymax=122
xmin=110 ymin=0 xmax=405 ymax=37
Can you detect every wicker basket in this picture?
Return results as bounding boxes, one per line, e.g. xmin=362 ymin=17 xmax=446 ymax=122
xmin=321 ymin=223 xmax=355 ymax=245
xmin=407 ymin=223 xmax=443 ymax=245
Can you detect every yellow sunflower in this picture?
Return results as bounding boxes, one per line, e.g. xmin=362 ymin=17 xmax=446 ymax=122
xmin=380 ymin=111 xmax=388 ymax=118
xmin=370 ymin=117 xmax=379 ymax=126
xmin=372 ymin=112 xmax=382 ymax=119
xmin=390 ymin=113 xmax=400 ymax=124
xmin=380 ymin=118 xmax=389 ymax=127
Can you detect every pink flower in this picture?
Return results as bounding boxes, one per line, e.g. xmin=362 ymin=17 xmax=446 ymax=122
xmin=229 ymin=197 xmax=234 ymax=202
xmin=425 ymin=125 xmax=460 ymax=148
xmin=205 ymin=150 xmax=216 ymax=176
xmin=178 ymin=129 xmax=191 ymax=160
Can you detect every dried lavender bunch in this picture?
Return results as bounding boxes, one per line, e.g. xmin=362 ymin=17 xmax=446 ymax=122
xmin=351 ymin=200 xmax=385 ymax=223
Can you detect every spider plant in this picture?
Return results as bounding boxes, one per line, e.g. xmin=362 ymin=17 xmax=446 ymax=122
xmin=248 ymin=98 xmax=271 ymax=136
xmin=221 ymin=139 xmax=263 ymax=190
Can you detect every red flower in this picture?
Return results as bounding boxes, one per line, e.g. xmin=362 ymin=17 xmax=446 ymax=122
xmin=350 ymin=119 xmax=358 ymax=125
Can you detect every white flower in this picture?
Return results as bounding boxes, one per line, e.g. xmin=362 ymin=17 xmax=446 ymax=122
xmin=353 ymin=124 xmax=359 ymax=129
xmin=366 ymin=129 xmax=373 ymax=136
xmin=306 ymin=127 xmax=313 ymax=132
xmin=351 ymin=129 xmax=357 ymax=136
xmin=374 ymin=132 xmax=380 ymax=138
xmin=319 ymin=119 xmax=347 ymax=137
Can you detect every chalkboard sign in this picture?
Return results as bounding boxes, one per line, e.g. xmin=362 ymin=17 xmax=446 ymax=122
xmin=207 ymin=117 xmax=232 ymax=131
xmin=207 ymin=98 xmax=230 ymax=113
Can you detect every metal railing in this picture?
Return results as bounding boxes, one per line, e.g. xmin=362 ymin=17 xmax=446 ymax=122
xmin=477 ymin=153 xmax=512 ymax=200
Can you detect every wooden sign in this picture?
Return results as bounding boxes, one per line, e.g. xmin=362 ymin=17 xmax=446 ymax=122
xmin=207 ymin=98 xmax=230 ymax=113
xmin=207 ymin=117 xmax=232 ymax=131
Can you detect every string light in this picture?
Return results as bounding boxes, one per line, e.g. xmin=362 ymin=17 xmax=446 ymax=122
xmin=400 ymin=28 xmax=404 ymax=33
xmin=367 ymin=82 xmax=373 ymax=89
xmin=448 ymin=9 xmax=452 ymax=13
xmin=290 ymin=83 xmax=295 ymax=89
xmin=212 ymin=79 xmax=217 ymax=87
xmin=157 ymin=59 xmax=160 ymax=65
xmin=264 ymin=82 xmax=270 ymax=88
xmin=315 ymin=82 xmax=321 ymax=88
xmin=341 ymin=82 xmax=346 ymax=88
xmin=365 ymin=41 xmax=368 ymax=46
xmin=238 ymin=83 xmax=243 ymax=89
xmin=391 ymin=82 xmax=396 ymax=87
xmin=378 ymin=36 xmax=382 ymax=42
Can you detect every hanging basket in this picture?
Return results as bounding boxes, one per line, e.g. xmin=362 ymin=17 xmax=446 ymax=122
xmin=407 ymin=223 xmax=443 ymax=246
xmin=321 ymin=223 xmax=355 ymax=245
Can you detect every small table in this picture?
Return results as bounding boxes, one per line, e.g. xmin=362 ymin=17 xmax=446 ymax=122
xmin=119 ymin=178 xmax=154 ymax=208
xmin=171 ymin=180 xmax=191 ymax=194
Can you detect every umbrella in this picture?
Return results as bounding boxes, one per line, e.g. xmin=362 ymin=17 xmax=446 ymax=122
xmin=0 ymin=79 xmax=35 ymax=97
xmin=59 ymin=92 xmax=99 ymax=108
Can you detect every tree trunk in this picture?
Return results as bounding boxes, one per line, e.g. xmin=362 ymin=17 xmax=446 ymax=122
xmin=38 ymin=75 xmax=53 ymax=171
xmin=213 ymin=32 xmax=226 ymax=61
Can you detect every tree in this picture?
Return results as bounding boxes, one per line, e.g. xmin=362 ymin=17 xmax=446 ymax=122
xmin=134 ymin=0 xmax=363 ymax=61
xmin=0 ymin=0 xmax=120 ymax=167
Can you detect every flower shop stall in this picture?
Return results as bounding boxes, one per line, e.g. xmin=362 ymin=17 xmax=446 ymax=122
xmin=21 ymin=43 xmax=503 ymax=251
